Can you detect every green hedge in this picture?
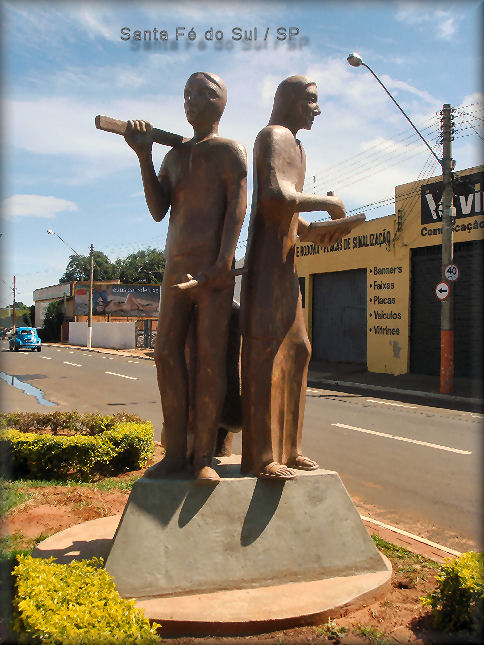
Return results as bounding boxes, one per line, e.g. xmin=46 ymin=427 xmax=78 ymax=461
xmin=12 ymin=555 xmax=161 ymax=644
xmin=422 ymin=551 xmax=483 ymax=633
xmin=0 ymin=411 xmax=145 ymax=436
xmin=1 ymin=416 xmax=154 ymax=480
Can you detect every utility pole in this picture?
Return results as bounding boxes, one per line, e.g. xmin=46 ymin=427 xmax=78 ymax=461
xmin=87 ymin=244 xmax=94 ymax=350
xmin=12 ymin=276 xmax=16 ymax=332
xmin=440 ymin=104 xmax=455 ymax=394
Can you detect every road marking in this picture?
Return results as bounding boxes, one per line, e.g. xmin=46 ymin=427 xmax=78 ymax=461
xmin=360 ymin=515 xmax=462 ymax=557
xmin=56 ymin=349 xmax=61 ymax=352
xmin=133 ymin=361 xmax=139 ymax=364
xmin=367 ymin=399 xmax=417 ymax=409
xmin=127 ymin=360 xmax=133 ymax=363
xmin=41 ymin=357 xmax=52 ymax=360
xmin=63 ymin=361 xmax=82 ymax=367
xmin=105 ymin=371 xmax=138 ymax=380
xmin=108 ymin=357 xmax=114 ymax=360
xmin=69 ymin=351 xmax=74 ymax=354
xmin=332 ymin=423 xmax=472 ymax=454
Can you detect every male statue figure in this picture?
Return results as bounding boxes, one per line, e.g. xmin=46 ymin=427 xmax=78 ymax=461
xmin=124 ymin=72 xmax=247 ymax=483
xmin=241 ymin=75 xmax=349 ymax=480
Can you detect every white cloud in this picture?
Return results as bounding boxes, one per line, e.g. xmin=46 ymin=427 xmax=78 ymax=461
xmin=394 ymin=2 xmax=462 ymax=41
xmin=2 ymin=195 xmax=78 ymax=220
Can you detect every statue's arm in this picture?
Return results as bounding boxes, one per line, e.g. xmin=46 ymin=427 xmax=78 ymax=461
xmin=217 ymin=145 xmax=248 ymax=270
xmin=124 ymin=120 xmax=171 ymax=222
xmin=203 ymin=144 xmax=247 ymax=290
xmin=257 ymin=127 xmax=346 ymax=221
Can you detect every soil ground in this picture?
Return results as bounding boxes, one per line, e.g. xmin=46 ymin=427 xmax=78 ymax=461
xmin=0 ymin=445 xmax=479 ymax=645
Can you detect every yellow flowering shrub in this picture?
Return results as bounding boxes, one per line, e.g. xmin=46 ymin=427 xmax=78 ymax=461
xmin=1 ymin=420 xmax=154 ymax=480
xmin=12 ymin=555 xmax=161 ymax=644
xmin=422 ymin=551 xmax=483 ymax=632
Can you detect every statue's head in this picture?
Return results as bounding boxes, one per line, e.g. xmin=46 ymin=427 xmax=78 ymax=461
xmin=184 ymin=72 xmax=227 ymax=129
xmin=269 ymin=75 xmax=321 ymax=132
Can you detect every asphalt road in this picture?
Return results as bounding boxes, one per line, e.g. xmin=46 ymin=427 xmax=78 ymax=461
xmin=1 ymin=340 xmax=482 ymax=553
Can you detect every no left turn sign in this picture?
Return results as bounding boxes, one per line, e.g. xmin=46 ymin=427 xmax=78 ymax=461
xmin=435 ymin=281 xmax=450 ymax=301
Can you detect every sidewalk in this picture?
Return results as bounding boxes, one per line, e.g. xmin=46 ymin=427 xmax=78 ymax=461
xmin=46 ymin=343 xmax=483 ymax=412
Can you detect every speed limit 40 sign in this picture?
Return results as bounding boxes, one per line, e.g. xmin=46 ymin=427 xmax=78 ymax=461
xmin=444 ymin=263 xmax=460 ymax=281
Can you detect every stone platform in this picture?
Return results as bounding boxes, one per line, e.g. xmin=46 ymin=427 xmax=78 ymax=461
xmin=33 ymin=458 xmax=391 ymax=635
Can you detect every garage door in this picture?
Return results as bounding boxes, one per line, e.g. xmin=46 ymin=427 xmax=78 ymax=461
xmin=410 ymin=239 xmax=483 ymax=378
xmin=312 ymin=269 xmax=367 ymax=364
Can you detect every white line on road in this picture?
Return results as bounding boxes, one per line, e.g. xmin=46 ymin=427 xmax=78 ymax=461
xmin=69 ymin=351 xmax=74 ymax=354
xmin=332 ymin=423 xmax=472 ymax=455
xmin=360 ymin=515 xmax=462 ymax=556
xmin=108 ymin=357 xmax=114 ymax=360
xmin=63 ymin=361 xmax=82 ymax=367
xmin=367 ymin=399 xmax=417 ymax=409
xmin=105 ymin=371 xmax=138 ymax=380
xmin=41 ymin=357 xmax=52 ymax=360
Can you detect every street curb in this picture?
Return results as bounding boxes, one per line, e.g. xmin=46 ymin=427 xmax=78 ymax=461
xmin=308 ymin=376 xmax=483 ymax=408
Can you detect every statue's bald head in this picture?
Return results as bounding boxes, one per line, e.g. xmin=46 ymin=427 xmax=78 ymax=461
xmin=269 ymin=75 xmax=320 ymax=132
xmin=186 ymin=72 xmax=227 ymax=106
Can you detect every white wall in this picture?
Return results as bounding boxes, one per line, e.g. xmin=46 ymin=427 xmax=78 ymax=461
xmin=68 ymin=321 xmax=136 ymax=349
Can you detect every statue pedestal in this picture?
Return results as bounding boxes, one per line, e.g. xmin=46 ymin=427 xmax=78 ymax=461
xmin=105 ymin=457 xmax=390 ymax=596
xmin=34 ymin=458 xmax=391 ymax=634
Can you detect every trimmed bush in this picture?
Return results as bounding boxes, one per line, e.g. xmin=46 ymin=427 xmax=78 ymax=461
xmin=422 ymin=551 xmax=483 ymax=633
xmin=12 ymin=554 xmax=160 ymax=644
xmin=0 ymin=411 xmax=144 ymax=436
xmin=1 ymin=416 xmax=154 ymax=480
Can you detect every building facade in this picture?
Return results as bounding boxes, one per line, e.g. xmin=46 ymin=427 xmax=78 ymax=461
xmin=295 ymin=166 xmax=483 ymax=377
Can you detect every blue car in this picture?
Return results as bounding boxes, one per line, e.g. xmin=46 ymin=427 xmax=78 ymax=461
xmin=9 ymin=327 xmax=42 ymax=352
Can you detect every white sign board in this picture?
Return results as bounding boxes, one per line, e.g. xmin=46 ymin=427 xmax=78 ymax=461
xmin=435 ymin=281 xmax=450 ymax=301
xmin=444 ymin=263 xmax=460 ymax=281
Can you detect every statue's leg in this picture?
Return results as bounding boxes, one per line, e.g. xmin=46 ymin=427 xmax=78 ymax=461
xmin=285 ymin=306 xmax=319 ymax=471
xmin=147 ymin=290 xmax=193 ymax=477
xmin=240 ymin=336 xmax=296 ymax=478
xmin=192 ymin=288 xmax=233 ymax=482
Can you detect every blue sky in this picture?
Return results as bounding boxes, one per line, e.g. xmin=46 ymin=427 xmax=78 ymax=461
xmin=1 ymin=0 xmax=482 ymax=306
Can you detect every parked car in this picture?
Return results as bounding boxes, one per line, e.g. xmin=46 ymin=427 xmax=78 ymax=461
xmin=9 ymin=327 xmax=42 ymax=352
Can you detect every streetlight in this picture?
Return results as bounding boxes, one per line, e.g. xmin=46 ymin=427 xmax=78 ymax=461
xmin=47 ymin=229 xmax=95 ymax=350
xmin=347 ymin=53 xmax=455 ymax=394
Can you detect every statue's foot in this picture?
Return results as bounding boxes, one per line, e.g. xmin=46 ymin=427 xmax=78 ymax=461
xmin=258 ymin=461 xmax=297 ymax=480
xmin=144 ymin=456 xmax=185 ymax=479
xmin=290 ymin=455 xmax=319 ymax=471
xmin=194 ymin=465 xmax=220 ymax=484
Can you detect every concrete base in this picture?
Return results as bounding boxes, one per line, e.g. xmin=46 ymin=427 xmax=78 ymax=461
xmin=33 ymin=458 xmax=392 ymax=635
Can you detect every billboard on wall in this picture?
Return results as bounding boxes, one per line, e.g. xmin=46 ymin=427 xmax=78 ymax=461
xmin=74 ymin=283 xmax=161 ymax=317
xmin=420 ymin=170 xmax=483 ymax=224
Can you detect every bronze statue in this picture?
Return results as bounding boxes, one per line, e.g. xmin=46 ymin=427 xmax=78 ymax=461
xmin=240 ymin=75 xmax=350 ymax=481
xmin=124 ymin=72 xmax=247 ymax=483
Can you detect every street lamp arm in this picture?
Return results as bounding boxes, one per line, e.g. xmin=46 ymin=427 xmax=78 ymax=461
xmin=46 ymin=229 xmax=82 ymax=257
xmin=361 ymin=62 xmax=442 ymax=166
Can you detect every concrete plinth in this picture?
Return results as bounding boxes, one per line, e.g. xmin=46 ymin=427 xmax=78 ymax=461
xmin=33 ymin=458 xmax=392 ymax=635
xmin=105 ymin=460 xmax=389 ymax=599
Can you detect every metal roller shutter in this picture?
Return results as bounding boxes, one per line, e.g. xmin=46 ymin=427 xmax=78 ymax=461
xmin=312 ymin=269 xmax=367 ymax=364
xmin=410 ymin=239 xmax=483 ymax=378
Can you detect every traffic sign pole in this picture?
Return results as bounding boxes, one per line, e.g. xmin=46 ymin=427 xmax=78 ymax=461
xmin=440 ymin=104 xmax=455 ymax=394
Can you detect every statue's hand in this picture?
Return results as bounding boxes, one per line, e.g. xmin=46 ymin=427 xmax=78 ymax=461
xmin=124 ymin=120 xmax=153 ymax=156
xmin=202 ymin=263 xmax=235 ymax=291
xmin=326 ymin=195 xmax=346 ymax=220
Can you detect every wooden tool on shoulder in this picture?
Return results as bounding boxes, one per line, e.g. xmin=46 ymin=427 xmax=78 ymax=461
xmin=95 ymin=115 xmax=189 ymax=146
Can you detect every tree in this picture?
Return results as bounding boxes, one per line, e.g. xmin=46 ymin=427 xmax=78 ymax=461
xmin=117 ymin=248 xmax=165 ymax=284
xmin=60 ymin=252 xmax=119 ymax=283
xmin=22 ymin=305 xmax=36 ymax=327
xmin=42 ymin=300 xmax=64 ymax=341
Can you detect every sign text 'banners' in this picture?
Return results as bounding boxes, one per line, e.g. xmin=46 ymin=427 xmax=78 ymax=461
xmin=420 ymin=171 xmax=483 ymax=225
xmin=435 ymin=281 xmax=450 ymax=301
xmin=74 ymin=283 xmax=161 ymax=317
